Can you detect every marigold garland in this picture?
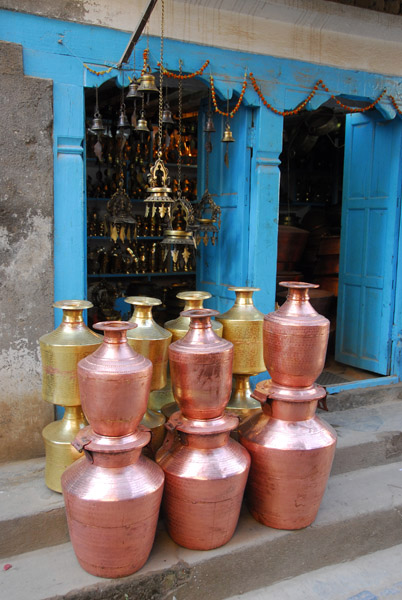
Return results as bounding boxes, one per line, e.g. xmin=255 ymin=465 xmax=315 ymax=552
xmin=141 ymin=48 xmax=150 ymax=76
xmin=157 ymin=59 xmax=210 ymax=79
xmin=210 ymin=73 xmax=248 ymax=118
xmin=83 ymin=64 xmax=114 ymax=76
xmin=388 ymin=95 xmax=402 ymax=116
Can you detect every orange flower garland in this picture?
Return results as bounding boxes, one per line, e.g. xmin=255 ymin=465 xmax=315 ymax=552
xmin=389 ymin=95 xmax=402 ymax=116
xmin=141 ymin=48 xmax=150 ymax=76
xmin=157 ymin=59 xmax=210 ymax=79
xmin=210 ymin=73 xmax=248 ymax=118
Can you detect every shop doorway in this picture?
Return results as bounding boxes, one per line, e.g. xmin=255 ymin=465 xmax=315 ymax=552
xmin=279 ymin=104 xmax=402 ymax=386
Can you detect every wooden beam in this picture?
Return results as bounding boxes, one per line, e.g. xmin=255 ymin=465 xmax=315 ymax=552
xmin=116 ymin=0 xmax=159 ymax=68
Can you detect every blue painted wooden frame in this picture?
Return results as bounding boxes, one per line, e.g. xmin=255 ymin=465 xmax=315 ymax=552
xmin=1 ymin=9 xmax=401 ymax=390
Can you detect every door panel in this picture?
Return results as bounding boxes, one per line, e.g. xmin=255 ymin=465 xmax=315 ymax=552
xmin=335 ymin=114 xmax=402 ymax=374
xmin=196 ymin=105 xmax=252 ymax=312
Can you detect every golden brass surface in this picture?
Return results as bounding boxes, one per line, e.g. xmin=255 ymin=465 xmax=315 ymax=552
xmin=141 ymin=408 xmax=166 ymax=455
xmin=148 ymin=385 xmax=175 ymax=413
xmin=164 ymin=291 xmax=223 ymax=342
xmin=217 ymin=287 xmax=265 ymax=375
xmin=42 ymin=406 xmax=87 ymax=493
xmin=225 ymin=374 xmax=261 ymax=419
xmin=39 ymin=301 xmax=102 ymax=406
xmin=125 ymin=296 xmax=172 ymax=392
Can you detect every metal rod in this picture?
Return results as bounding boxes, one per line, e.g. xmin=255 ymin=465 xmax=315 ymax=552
xmin=117 ymin=0 xmax=159 ymax=68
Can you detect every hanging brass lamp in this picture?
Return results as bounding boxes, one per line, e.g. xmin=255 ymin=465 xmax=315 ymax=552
xmin=204 ymin=111 xmax=216 ymax=133
xmin=89 ymin=86 xmax=105 ymax=135
xmin=138 ymin=65 xmax=159 ymax=93
xmin=221 ymin=122 xmax=235 ymax=143
xmin=162 ymin=101 xmax=174 ymax=125
xmin=135 ymin=109 xmax=150 ymax=133
xmin=126 ymin=80 xmax=143 ymax=99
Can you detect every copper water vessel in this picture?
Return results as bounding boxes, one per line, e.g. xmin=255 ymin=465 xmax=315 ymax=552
xmin=125 ymin=296 xmax=171 ymax=451
xmin=169 ymin=309 xmax=233 ymax=420
xmin=39 ymin=300 xmax=101 ymax=492
xmin=217 ymin=287 xmax=265 ymax=419
xmin=239 ymin=381 xmax=336 ymax=529
xmin=61 ymin=426 xmax=164 ymax=578
xmin=263 ymin=282 xmax=329 ymax=387
xmin=164 ymin=291 xmax=223 ymax=342
xmin=78 ymin=321 xmax=153 ymax=436
xmin=156 ymin=412 xmax=250 ymax=550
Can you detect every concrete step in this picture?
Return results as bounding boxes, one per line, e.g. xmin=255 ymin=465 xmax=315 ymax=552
xmin=1 ymin=400 xmax=402 ymax=559
xmin=225 ymin=542 xmax=402 ymax=600
xmin=1 ymin=460 xmax=402 ymax=600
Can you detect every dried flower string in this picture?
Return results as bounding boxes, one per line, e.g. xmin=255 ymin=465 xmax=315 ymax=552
xmin=210 ymin=73 xmax=248 ymax=118
xmin=157 ymin=59 xmax=210 ymax=79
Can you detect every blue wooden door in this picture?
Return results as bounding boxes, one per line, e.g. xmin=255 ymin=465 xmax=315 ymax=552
xmin=196 ymin=105 xmax=252 ymax=312
xmin=335 ymin=113 xmax=402 ymax=374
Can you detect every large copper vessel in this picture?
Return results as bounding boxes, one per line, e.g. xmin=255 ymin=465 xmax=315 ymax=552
xmin=217 ymin=287 xmax=265 ymax=419
xmin=78 ymin=321 xmax=153 ymax=437
xmin=62 ymin=427 xmax=164 ymax=578
xmin=164 ymin=291 xmax=223 ymax=342
xmin=239 ymin=381 xmax=336 ymax=529
xmin=125 ymin=296 xmax=172 ymax=452
xmin=263 ymin=282 xmax=329 ymax=387
xmin=156 ymin=412 xmax=250 ymax=550
xmin=169 ymin=309 xmax=233 ymax=420
xmin=39 ymin=300 xmax=101 ymax=492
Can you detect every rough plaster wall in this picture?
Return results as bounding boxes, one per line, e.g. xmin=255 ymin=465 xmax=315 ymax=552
xmin=1 ymin=0 xmax=402 ymax=77
xmin=0 ymin=41 xmax=54 ymax=462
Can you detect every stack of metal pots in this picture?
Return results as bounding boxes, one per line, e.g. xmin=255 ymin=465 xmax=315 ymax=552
xmin=156 ymin=309 xmax=251 ymax=550
xmin=61 ymin=321 xmax=164 ymax=578
xmin=125 ymin=296 xmax=172 ymax=454
xmin=239 ymin=282 xmax=337 ymax=530
xmin=39 ymin=300 xmax=102 ymax=492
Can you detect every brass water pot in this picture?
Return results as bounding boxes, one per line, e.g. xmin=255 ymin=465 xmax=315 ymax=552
xmin=164 ymin=291 xmax=223 ymax=342
xmin=39 ymin=300 xmax=102 ymax=492
xmin=125 ymin=296 xmax=172 ymax=452
xmin=217 ymin=287 xmax=265 ymax=419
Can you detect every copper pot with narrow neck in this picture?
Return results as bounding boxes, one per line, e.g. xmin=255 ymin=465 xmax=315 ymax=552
xmin=78 ymin=321 xmax=153 ymax=436
xmin=156 ymin=412 xmax=250 ymax=550
xmin=39 ymin=300 xmax=102 ymax=492
xmin=264 ymin=282 xmax=329 ymax=387
xmin=239 ymin=380 xmax=336 ymax=530
xmin=125 ymin=296 xmax=171 ymax=452
xmin=168 ymin=309 xmax=233 ymax=420
xmin=217 ymin=287 xmax=265 ymax=419
xmin=61 ymin=426 xmax=164 ymax=578
xmin=164 ymin=291 xmax=223 ymax=342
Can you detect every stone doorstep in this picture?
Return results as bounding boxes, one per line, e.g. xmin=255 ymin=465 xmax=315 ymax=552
xmin=1 ymin=460 xmax=402 ymax=600
xmin=1 ymin=399 xmax=402 ymax=560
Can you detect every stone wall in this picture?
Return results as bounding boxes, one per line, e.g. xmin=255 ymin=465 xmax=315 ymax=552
xmin=0 ymin=41 xmax=54 ymax=462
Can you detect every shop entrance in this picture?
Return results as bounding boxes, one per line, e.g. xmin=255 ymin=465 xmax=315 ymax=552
xmin=279 ymin=104 xmax=402 ymax=385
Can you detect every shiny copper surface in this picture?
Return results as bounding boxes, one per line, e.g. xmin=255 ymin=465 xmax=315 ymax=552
xmin=125 ymin=296 xmax=172 ymax=392
xmin=239 ymin=397 xmax=336 ymax=530
xmin=42 ymin=406 xmax=87 ymax=493
xmin=78 ymin=321 xmax=153 ymax=436
xmin=156 ymin=412 xmax=250 ymax=550
xmin=61 ymin=426 xmax=164 ymax=578
xmin=39 ymin=300 xmax=101 ymax=406
xmin=263 ymin=282 xmax=329 ymax=387
xmin=252 ymin=379 xmax=327 ymax=403
xmin=164 ymin=291 xmax=223 ymax=342
xmin=168 ymin=309 xmax=233 ymax=420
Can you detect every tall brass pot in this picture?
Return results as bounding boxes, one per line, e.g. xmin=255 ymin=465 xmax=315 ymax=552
xmin=264 ymin=282 xmax=329 ymax=387
xmin=78 ymin=321 xmax=152 ymax=436
xmin=156 ymin=413 xmax=250 ymax=550
xmin=239 ymin=382 xmax=336 ymax=529
xmin=125 ymin=296 xmax=172 ymax=452
xmin=39 ymin=300 xmax=102 ymax=492
xmin=62 ymin=427 xmax=164 ymax=578
xmin=169 ymin=309 xmax=233 ymax=420
xmin=217 ymin=287 xmax=265 ymax=419
xmin=164 ymin=291 xmax=223 ymax=341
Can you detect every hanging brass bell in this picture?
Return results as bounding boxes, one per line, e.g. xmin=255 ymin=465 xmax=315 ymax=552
xmin=204 ymin=114 xmax=216 ymax=133
xmin=126 ymin=81 xmax=143 ymax=99
xmin=117 ymin=108 xmax=130 ymax=130
xmin=135 ymin=110 xmax=150 ymax=133
xmin=221 ymin=123 xmax=235 ymax=143
xmin=91 ymin=114 xmax=105 ymax=134
xmin=162 ymin=102 xmax=174 ymax=125
xmin=138 ymin=68 xmax=159 ymax=94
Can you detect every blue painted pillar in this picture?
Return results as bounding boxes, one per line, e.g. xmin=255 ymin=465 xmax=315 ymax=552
xmin=53 ymin=82 xmax=86 ymax=326
xmin=248 ymin=103 xmax=283 ymax=313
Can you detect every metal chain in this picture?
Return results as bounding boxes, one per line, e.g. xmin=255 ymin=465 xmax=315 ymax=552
xmin=158 ymin=0 xmax=165 ymax=156
xmin=177 ymin=59 xmax=183 ymax=196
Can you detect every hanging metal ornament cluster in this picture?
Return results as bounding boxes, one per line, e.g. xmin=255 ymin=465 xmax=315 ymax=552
xmin=90 ymin=86 xmax=105 ymax=136
xmin=107 ymin=172 xmax=137 ymax=242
